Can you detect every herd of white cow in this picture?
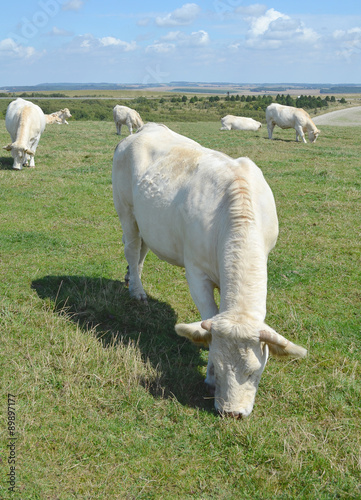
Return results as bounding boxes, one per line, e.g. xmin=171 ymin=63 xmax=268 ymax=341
xmin=3 ymin=97 xmax=313 ymax=418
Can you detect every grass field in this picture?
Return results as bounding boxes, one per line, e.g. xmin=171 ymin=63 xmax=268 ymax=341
xmin=0 ymin=116 xmax=360 ymax=499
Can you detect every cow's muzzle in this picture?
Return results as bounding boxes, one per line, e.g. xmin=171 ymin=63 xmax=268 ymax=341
xmin=218 ymin=410 xmax=244 ymax=420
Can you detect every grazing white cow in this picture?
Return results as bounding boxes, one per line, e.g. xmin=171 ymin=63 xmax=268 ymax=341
xmin=45 ymin=108 xmax=72 ymax=125
xmin=112 ymin=123 xmax=307 ymax=418
xmin=113 ymin=105 xmax=144 ymax=135
xmin=220 ymin=115 xmax=262 ymax=131
xmin=266 ymin=103 xmax=320 ymax=143
xmin=3 ymin=98 xmax=46 ymax=170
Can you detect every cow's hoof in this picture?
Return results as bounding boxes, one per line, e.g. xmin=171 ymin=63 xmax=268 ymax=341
xmin=129 ymin=288 xmax=148 ymax=304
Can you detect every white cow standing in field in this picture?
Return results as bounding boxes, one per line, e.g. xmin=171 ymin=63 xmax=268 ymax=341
xmin=112 ymin=122 xmax=307 ymax=418
xmin=266 ymin=103 xmax=320 ymax=143
xmin=3 ymin=98 xmax=46 ymax=170
xmin=45 ymin=108 xmax=72 ymax=125
xmin=220 ymin=115 xmax=262 ymax=131
xmin=113 ymin=105 xmax=144 ymax=135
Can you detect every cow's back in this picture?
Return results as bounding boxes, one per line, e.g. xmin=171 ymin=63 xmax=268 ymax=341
xmin=113 ymin=123 xmax=227 ymax=268
xmin=113 ymin=123 xmax=277 ymax=275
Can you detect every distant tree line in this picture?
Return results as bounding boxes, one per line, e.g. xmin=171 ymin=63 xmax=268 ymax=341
xmin=0 ymin=93 xmax=345 ymax=123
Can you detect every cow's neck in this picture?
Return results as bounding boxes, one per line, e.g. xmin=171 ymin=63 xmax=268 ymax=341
xmin=218 ymin=179 xmax=268 ymax=323
xmin=307 ymin=121 xmax=317 ymax=133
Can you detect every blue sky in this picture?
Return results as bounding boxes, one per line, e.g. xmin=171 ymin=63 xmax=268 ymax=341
xmin=0 ymin=0 xmax=360 ymax=86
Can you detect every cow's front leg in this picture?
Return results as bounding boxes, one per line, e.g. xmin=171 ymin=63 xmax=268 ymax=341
xmin=295 ymin=125 xmax=306 ymax=143
xmin=185 ymin=265 xmax=219 ymax=321
xmin=204 ymin=349 xmax=215 ymax=394
xmin=185 ymin=264 xmax=219 ymax=391
xmin=126 ymin=119 xmax=133 ymax=135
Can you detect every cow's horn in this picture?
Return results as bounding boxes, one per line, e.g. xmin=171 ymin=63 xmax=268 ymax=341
xmin=259 ymin=329 xmax=289 ymax=347
xmin=259 ymin=329 xmax=307 ymax=358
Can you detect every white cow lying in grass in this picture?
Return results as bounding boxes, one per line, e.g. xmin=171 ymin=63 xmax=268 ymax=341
xmin=220 ymin=115 xmax=262 ymax=131
xmin=3 ymin=98 xmax=46 ymax=170
xmin=266 ymin=103 xmax=320 ymax=143
xmin=112 ymin=122 xmax=307 ymax=419
xmin=45 ymin=108 xmax=72 ymax=125
xmin=113 ymin=105 xmax=144 ymax=135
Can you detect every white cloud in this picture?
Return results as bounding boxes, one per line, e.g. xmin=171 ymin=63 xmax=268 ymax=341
xmin=46 ymin=27 xmax=73 ymax=37
xmin=67 ymin=34 xmax=137 ymax=53
xmin=99 ymin=37 xmax=136 ymax=50
xmin=334 ymin=27 xmax=361 ymax=39
xmin=146 ymin=29 xmax=210 ymax=54
xmin=242 ymin=8 xmax=320 ymax=49
xmin=248 ymin=8 xmax=288 ymax=37
xmin=160 ymin=30 xmax=210 ymax=47
xmin=333 ymin=27 xmax=361 ymax=60
xmin=62 ymin=0 xmax=84 ymax=12
xmin=155 ymin=3 xmax=201 ymax=27
xmin=146 ymin=42 xmax=175 ymax=54
xmin=190 ymin=30 xmax=210 ymax=46
xmin=0 ymin=38 xmax=36 ymax=59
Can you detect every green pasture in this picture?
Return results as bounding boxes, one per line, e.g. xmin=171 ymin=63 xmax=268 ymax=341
xmin=0 ymin=116 xmax=360 ymax=498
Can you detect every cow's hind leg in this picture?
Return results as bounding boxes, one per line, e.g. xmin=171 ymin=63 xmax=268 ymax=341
xmin=121 ymin=221 xmax=148 ymax=302
xmin=124 ymin=239 xmax=148 ymax=286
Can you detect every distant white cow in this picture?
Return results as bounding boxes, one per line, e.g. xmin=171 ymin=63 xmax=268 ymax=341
xmin=220 ymin=115 xmax=262 ymax=131
xmin=112 ymin=122 xmax=307 ymax=418
xmin=113 ymin=105 xmax=144 ymax=135
xmin=45 ymin=108 xmax=72 ymax=125
xmin=3 ymin=98 xmax=46 ymax=170
xmin=266 ymin=103 xmax=320 ymax=143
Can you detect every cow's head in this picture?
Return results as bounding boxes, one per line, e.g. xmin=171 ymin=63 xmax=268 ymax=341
xmin=309 ymin=128 xmax=320 ymax=143
xmin=62 ymin=108 xmax=72 ymax=118
xmin=175 ymin=314 xmax=307 ymax=418
xmin=3 ymin=143 xmax=34 ymax=170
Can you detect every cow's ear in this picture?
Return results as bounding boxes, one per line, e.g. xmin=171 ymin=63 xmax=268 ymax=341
xmin=175 ymin=321 xmax=212 ymax=347
xmin=3 ymin=144 xmax=12 ymax=151
xmin=25 ymin=149 xmax=35 ymax=156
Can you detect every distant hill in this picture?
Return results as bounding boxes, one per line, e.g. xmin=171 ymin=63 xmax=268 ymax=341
xmin=0 ymin=82 xmax=360 ymax=93
xmin=320 ymin=86 xmax=361 ymax=94
xmin=0 ymin=82 xmax=169 ymax=92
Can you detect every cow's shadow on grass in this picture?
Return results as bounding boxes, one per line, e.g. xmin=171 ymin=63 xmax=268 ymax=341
xmin=0 ymin=156 xmax=14 ymax=170
xmin=264 ymin=137 xmax=295 ymax=143
xmin=32 ymin=275 xmax=212 ymax=412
